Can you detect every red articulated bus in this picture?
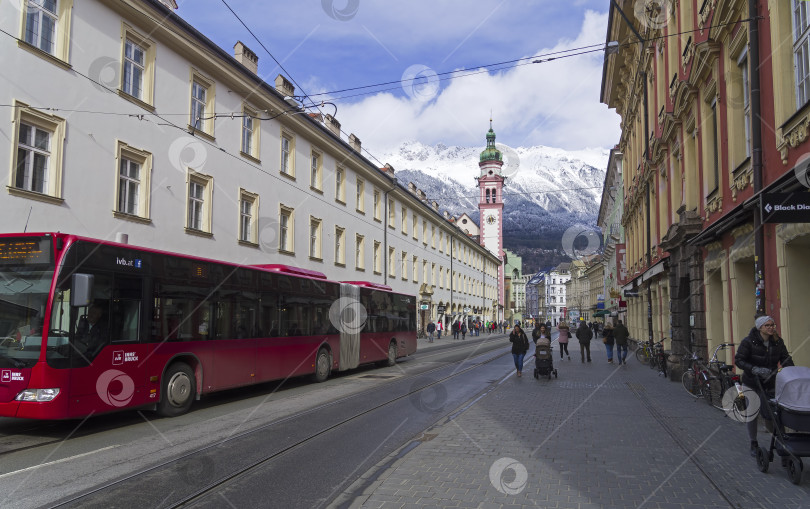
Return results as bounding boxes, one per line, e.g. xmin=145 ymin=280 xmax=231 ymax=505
xmin=0 ymin=233 xmax=416 ymax=419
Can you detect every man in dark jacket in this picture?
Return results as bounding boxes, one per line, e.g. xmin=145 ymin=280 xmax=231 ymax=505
xmin=735 ymin=315 xmax=793 ymax=456
xmin=576 ymin=320 xmax=593 ymax=363
xmin=613 ymin=320 xmax=630 ymax=365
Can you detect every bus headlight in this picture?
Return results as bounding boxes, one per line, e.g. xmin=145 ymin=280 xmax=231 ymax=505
xmin=15 ymin=388 xmax=61 ymax=402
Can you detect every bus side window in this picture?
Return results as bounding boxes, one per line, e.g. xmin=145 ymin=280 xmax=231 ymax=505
xmin=111 ymin=277 xmax=142 ymax=343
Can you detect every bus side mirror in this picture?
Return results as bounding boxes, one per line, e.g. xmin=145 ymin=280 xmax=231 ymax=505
xmin=71 ymin=274 xmax=94 ymax=307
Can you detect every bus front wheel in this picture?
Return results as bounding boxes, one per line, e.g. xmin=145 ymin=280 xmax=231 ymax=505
xmin=157 ymin=363 xmax=196 ymax=417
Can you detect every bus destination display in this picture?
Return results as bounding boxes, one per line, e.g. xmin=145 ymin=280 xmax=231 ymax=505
xmin=0 ymin=237 xmax=52 ymax=265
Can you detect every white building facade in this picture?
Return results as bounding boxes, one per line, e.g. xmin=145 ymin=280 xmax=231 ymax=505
xmin=0 ymin=0 xmax=500 ymax=332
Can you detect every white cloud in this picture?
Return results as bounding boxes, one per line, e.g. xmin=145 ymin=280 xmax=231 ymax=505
xmin=337 ymin=10 xmax=620 ymax=154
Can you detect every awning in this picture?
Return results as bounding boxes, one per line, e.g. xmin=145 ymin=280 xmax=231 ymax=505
xmin=593 ymin=310 xmax=610 ymax=317
xmin=642 ymin=259 xmax=667 ymax=281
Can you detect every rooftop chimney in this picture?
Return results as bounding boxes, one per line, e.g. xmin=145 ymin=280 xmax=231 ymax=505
xmin=234 ymin=41 xmax=258 ymax=74
xmin=325 ymin=114 xmax=341 ymax=138
xmin=408 ymin=182 xmax=417 ymax=193
xmin=432 ymin=200 xmax=439 ymax=211
xmin=349 ymin=133 xmax=361 ymax=152
xmin=418 ymin=190 xmax=427 ymax=201
xmin=443 ymin=211 xmax=450 ymax=219
xmin=381 ymin=163 xmax=395 ymax=176
xmin=275 ymin=74 xmax=295 ymax=98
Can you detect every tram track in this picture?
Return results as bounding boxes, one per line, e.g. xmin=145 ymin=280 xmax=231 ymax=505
xmin=48 ymin=339 xmax=511 ymax=508
xmin=0 ymin=336 xmax=504 ymax=462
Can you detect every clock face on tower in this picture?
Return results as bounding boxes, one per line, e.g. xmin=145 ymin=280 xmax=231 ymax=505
xmin=486 ymin=214 xmax=496 ymax=225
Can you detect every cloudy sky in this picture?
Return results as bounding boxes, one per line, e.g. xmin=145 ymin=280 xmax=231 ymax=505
xmin=177 ymin=0 xmax=621 ymax=156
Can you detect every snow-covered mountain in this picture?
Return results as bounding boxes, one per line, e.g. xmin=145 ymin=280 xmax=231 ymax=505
xmin=379 ymin=140 xmax=609 ymax=272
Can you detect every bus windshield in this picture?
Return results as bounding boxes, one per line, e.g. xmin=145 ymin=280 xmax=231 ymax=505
xmin=0 ymin=266 xmax=54 ymax=369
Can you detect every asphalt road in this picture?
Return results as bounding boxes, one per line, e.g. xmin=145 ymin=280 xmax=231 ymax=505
xmin=0 ymin=335 xmax=511 ymax=509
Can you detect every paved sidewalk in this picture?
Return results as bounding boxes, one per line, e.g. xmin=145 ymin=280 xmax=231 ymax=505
xmin=340 ymin=335 xmax=810 ymax=508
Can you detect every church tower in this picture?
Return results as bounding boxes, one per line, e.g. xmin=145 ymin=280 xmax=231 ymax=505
xmin=477 ymin=120 xmax=506 ymax=319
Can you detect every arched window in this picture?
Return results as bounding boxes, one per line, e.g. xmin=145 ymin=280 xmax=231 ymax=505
xmin=492 ymin=189 xmax=497 ymax=202
xmin=485 ymin=189 xmax=490 ymax=203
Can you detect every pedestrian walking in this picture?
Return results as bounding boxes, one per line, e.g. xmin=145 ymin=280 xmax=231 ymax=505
xmin=576 ymin=319 xmax=593 ymax=363
xmin=613 ymin=320 xmax=629 ymax=365
xmin=735 ymin=315 xmax=794 ymax=457
xmin=426 ymin=321 xmax=435 ymax=342
xmin=509 ymin=324 xmax=530 ymax=377
xmin=436 ymin=320 xmax=443 ymax=339
xmin=461 ymin=322 xmax=467 ymax=340
xmin=557 ymin=321 xmax=571 ymax=360
xmin=602 ymin=322 xmax=615 ymax=363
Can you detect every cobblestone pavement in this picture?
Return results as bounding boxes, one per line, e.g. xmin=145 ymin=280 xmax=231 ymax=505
xmin=334 ymin=334 xmax=810 ymax=509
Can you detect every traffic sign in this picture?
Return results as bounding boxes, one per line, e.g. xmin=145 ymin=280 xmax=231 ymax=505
xmin=761 ymin=192 xmax=810 ymax=223
xmin=419 ymin=303 xmax=429 ymax=310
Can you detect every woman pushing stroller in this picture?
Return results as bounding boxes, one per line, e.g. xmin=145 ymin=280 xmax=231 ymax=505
xmin=735 ymin=315 xmax=793 ymax=457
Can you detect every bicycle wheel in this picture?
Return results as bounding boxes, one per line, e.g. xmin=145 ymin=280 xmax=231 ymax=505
xmin=635 ymin=346 xmax=650 ymax=364
xmin=681 ymin=370 xmax=700 ymax=397
xmin=708 ymin=378 xmax=724 ymax=410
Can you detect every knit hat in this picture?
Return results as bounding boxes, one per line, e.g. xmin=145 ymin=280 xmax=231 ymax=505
xmin=755 ymin=315 xmax=774 ymax=329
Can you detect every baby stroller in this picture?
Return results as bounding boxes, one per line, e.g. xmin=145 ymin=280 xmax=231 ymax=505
xmin=533 ymin=337 xmax=558 ymax=380
xmin=754 ymin=366 xmax=810 ymax=484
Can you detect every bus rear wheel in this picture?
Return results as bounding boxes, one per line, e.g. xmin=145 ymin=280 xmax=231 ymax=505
xmin=385 ymin=341 xmax=397 ymax=367
xmin=312 ymin=348 xmax=331 ymax=383
xmin=157 ymin=363 xmax=195 ymax=417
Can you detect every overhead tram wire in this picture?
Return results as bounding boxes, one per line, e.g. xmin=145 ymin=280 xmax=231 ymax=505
xmin=285 ymin=15 xmax=760 ymax=106
xmin=0 ymin=14 xmax=753 ymax=121
xmin=300 ymin=43 xmax=608 ymax=100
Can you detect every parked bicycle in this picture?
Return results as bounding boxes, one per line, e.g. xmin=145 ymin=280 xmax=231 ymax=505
xmin=635 ymin=339 xmax=655 ymax=364
xmin=650 ymin=340 xmax=668 ymax=377
xmin=705 ymin=343 xmax=750 ymax=419
xmin=680 ymin=342 xmax=751 ymax=419
xmin=681 ymin=350 xmax=712 ymax=401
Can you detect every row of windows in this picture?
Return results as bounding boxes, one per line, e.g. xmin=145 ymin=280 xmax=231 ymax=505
xmin=13 ymin=2 xmax=495 ymax=275
xmin=11 ymin=112 xmax=493 ymax=299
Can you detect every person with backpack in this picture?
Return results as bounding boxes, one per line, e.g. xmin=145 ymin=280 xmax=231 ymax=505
xmin=576 ymin=319 xmax=593 ymax=363
xmin=426 ymin=321 xmax=435 ymax=343
xmin=436 ymin=319 xmax=443 ymax=340
xmin=460 ymin=322 xmax=467 ymax=340
xmin=509 ymin=324 xmax=530 ymax=377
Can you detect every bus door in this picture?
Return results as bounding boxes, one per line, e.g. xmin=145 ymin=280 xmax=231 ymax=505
xmin=66 ymin=275 xmax=151 ymax=416
xmin=209 ymin=290 xmax=256 ymax=390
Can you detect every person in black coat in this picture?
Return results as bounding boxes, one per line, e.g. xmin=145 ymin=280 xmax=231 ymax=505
xmin=735 ymin=315 xmax=793 ymax=456
xmin=602 ymin=323 xmax=615 ymax=364
xmin=576 ymin=320 xmax=593 ymax=363
xmin=509 ymin=325 xmax=530 ymax=377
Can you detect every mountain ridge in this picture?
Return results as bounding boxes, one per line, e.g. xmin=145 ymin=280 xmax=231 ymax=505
xmin=379 ymin=141 xmax=609 ymax=273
